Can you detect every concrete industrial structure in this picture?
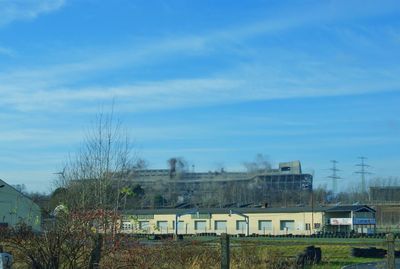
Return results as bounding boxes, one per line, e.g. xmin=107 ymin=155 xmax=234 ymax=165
xmin=370 ymin=186 xmax=400 ymax=203
xmin=0 ymin=179 xmax=41 ymax=231
xmin=369 ymin=186 xmax=400 ymax=229
xmin=119 ymin=205 xmax=375 ymax=236
xmin=124 ymin=160 xmax=313 ymax=207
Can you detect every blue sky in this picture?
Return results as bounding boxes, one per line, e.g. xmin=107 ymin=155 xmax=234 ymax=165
xmin=0 ymin=0 xmax=400 ymax=193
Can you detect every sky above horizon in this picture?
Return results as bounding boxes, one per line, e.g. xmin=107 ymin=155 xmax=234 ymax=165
xmin=1 ymin=0 xmax=400 ymax=193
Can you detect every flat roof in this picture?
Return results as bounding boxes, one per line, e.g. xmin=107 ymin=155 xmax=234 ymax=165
xmin=124 ymin=205 xmax=377 ymax=215
xmin=125 ymin=206 xmax=327 ymax=215
xmin=325 ymin=205 xmax=375 ymax=213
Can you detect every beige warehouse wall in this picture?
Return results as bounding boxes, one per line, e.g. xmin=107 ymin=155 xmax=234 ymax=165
xmin=122 ymin=211 xmax=324 ymax=236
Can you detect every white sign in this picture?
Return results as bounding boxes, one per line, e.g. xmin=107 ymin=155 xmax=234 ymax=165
xmin=330 ymin=218 xmax=352 ymax=225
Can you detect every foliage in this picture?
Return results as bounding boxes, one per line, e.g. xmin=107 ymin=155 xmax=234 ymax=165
xmin=2 ymin=216 xmax=93 ymax=268
xmin=1 ymin=209 xmax=123 ymax=269
xmin=3 ymin=232 xmax=390 ymax=269
xmin=153 ymin=194 xmax=167 ymax=208
xmin=131 ymin=184 xmax=145 ymax=198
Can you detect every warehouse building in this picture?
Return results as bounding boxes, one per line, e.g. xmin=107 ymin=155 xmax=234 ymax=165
xmin=121 ymin=206 xmax=324 ymax=236
xmin=118 ymin=205 xmax=376 ymax=236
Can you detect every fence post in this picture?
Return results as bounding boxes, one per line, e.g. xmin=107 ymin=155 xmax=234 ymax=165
xmin=387 ymin=233 xmax=395 ymax=269
xmin=89 ymin=233 xmax=103 ymax=269
xmin=221 ymin=233 xmax=230 ymax=269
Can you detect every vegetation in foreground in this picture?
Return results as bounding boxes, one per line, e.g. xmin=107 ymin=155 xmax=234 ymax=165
xmin=2 ymin=231 xmax=392 ymax=269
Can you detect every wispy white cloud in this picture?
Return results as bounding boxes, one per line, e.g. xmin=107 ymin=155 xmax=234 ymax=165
xmin=0 ymin=151 xmax=63 ymax=167
xmin=0 ymin=0 xmax=66 ymax=27
xmin=2 ymin=58 xmax=400 ymax=113
xmin=0 ymin=0 xmax=399 ymax=114
xmin=0 ymin=128 xmax=84 ymax=145
xmin=1 ymin=0 xmax=396 ymax=83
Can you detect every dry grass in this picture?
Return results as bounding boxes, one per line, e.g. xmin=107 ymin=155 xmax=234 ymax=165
xmin=101 ymin=241 xmax=220 ymax=269
xmin=3 ymin=236 xmax=387 ymax=269
xmin=100 ymin=240 xmax=300 ymax=269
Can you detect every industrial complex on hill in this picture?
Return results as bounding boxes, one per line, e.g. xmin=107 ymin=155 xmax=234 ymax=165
xmin=123 ymin=160 xmax=313 ymax=208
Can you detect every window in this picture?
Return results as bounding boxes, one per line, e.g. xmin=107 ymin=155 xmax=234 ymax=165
xmin=214 ymin=220 xmax=227 ymax=231
xmin=194 ymin=220 xmax=207 ymax=231
xmin=177 ymin=221 xmax=185 ymax=231
xmin=236 ymin=220 xmax=247 ymax=232
xmin=139 ymin=221 xmax=149 ymax=230
xmin=258 ymin=220 xmax=272 ymax=231
xmin=314 ymin=223 xmax=321 ymax=229
xmin=121 ymin=222 xmax=132 ymax=231
xmin=281 ymin=166 xmax=291 ymax=171
xmin=305 ymin=223 xmax=311 ymax=231
xmin=356 ymin=212 xmax=372 ymax=218
xmin=157 ymin=221 xmax=168 ymax=232
xmin=280 ymin=220 xmax=295 ymax=231
xmin=172 ymin=220 xmax=185 ymax=230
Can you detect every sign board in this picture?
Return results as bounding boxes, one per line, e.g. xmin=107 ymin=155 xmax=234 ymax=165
xmin=353 ymin=218 xmax=376 ymax=225
xmin=330 ymin=218 xmax=352 ymax=225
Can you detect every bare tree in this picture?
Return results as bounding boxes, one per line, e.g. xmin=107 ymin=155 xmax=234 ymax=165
xmin=56 ymin=109 xmax=136 ymax=212
xmin=2 ymin=211 xmax=100 ymax=269
xmin=15 ymin=109 xmax=141 ymax=268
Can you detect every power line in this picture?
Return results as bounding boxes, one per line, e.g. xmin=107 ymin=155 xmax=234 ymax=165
xmin=327 ymin=160 xmax=341 ymax=193
xmin=355 ymin=156 xmax=372 ymax=193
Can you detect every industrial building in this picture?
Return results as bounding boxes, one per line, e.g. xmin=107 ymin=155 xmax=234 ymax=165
xmin=0 ymin=179 xmax=41 ymax=231
xmin=119 ymin=205 xmax=375 ymax=236
xmin=124 ymin=160 xmax=313 ymax=207
xmin=369 ymin=186 xmax=400 ymax=229
xmin=370 ymin=186 xmax=400 ymax=203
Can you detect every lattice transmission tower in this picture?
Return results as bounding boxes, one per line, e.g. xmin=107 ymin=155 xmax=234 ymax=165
xmin=328 ymin=160 xmax=341 ymax=193
xmin=355 ymin=157 xmax=372 ymax=193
